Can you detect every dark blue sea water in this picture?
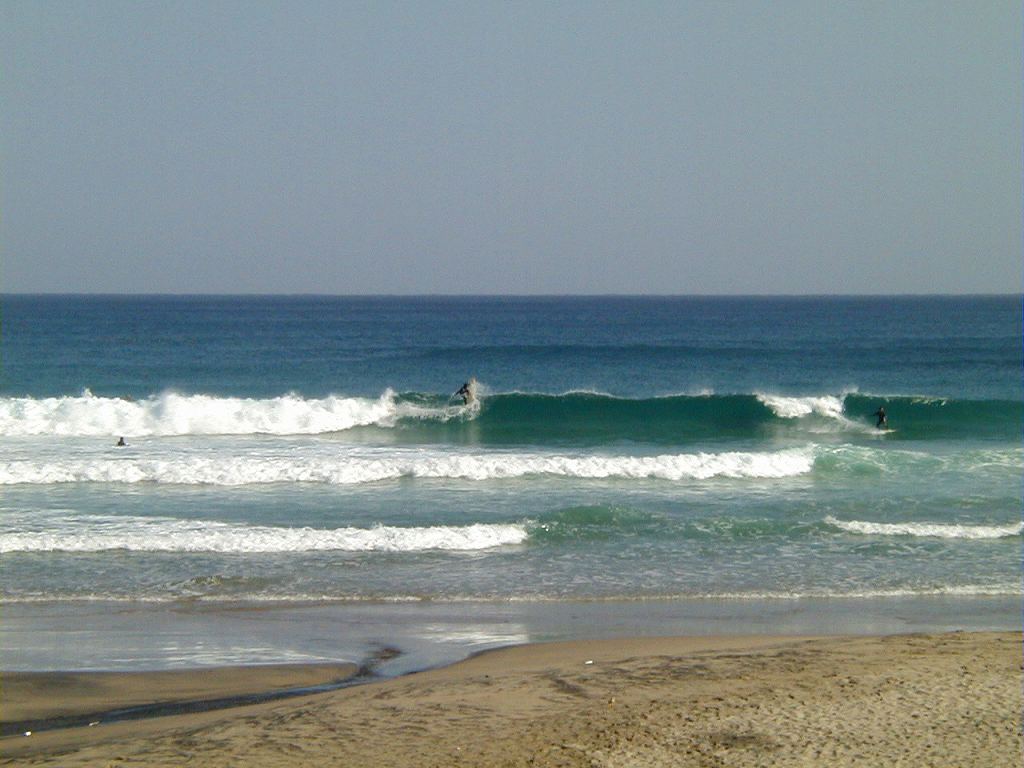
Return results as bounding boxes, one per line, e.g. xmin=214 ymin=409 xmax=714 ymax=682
xmin=2 ymin=295 xmax=1019 ymax=400
xmin=1 ymin=295 xmax=1020 ymax=669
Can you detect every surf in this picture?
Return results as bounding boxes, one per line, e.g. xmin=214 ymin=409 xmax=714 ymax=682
xmin=824 ymin=516 xmax=1023 ymax=540
xmin=0 ymin=446 xmax=819 ymax=485
xmin=0 ymin=516 xmax=529 ymax=553
xmin=0 ymin=389 xmax=402 ymax=437
xmin=0 ymin=389 xmax=1018 ymax=442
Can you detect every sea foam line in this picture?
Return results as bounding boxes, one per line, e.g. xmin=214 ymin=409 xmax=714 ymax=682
xmin=0 ymin=447 xmax=817 ymax=485
xmin=825 ymin=516 xmax=1023 ymax=539
xmin=4 ymin=584 xmax=1022 ymax=603
xmin=0 ymin=518 xmax=529 ymax=553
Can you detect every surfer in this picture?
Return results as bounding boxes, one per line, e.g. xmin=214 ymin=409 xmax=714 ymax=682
xmin=116 ymin=437 xmax=127 ymax=447
xmin=455 ymin=378 xmax=477 ymax=404
xmin=874 ymin=407 xmax=887 ymax=429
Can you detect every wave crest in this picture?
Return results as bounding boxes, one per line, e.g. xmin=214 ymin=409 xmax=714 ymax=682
xmin=0 ymin=390 xmax=403 ymax=436
xmin=0 ymin=517 xmax=528 ymax=553
xmin=0 ymin=447 xmax=817 ymax=486
xmin=825 ymin=516 xmax=1022 ymax=539
xmin=756 ymin=393 xmax=847 ymax=420
xmin=1 ymin=390 xmax=1018 ymax=440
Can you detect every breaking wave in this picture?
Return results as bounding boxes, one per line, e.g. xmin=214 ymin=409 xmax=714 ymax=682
xmin=0 ymin=389 xmax=462 ymax=437
xmin=0 ymin=390 xmax=1016 ymax=441
xmin=825 ymin=516 xmax=1023 ymax=539
xmin=0 ymin=447 xmax=817 ymax=485
xmin=0 ymin=517 xmax=529 ymax=553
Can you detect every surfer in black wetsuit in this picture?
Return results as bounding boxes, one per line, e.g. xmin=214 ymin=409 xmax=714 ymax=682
xmin=455 ymin=378 xmax=476 ymax=404
xmin=874 ymin=407 xmax=887 ymax=429
xmin=116 ymin=437 xmax=126 ymax=446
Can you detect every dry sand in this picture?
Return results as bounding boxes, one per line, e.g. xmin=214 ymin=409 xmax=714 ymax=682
xmin=2 ymin=631 xmax=1020 ymax=766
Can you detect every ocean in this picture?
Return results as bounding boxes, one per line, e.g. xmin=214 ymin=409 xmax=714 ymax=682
xmin=1 ymin=295 xmax=1020 ymax=672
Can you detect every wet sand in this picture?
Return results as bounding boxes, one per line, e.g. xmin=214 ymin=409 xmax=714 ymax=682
xmin=2 ymin=632 xmax=1020 ymax=766
xmin=1 ymin=664 xmax=359 ymax=725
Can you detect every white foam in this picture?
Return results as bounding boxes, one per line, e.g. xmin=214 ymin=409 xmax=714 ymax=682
xmin=619 ymin=584 xmax=1024 ymax=599
xmin=825 ymin=516 xmax=1023 ymax=540
xmin=0 ymin=390 xmax=430 ymax=436
xmin=0 ymin=516 xmax=529 ymax=553
xmin=391 ymin=397 xmax=480 ymax=424
xmin=5 ymin=583 xmax=1021 ymax=604
xmin=0 ymin=447 xmax=817 ymax=486
xmin=757 ymin=393 xmax=847 ymax=420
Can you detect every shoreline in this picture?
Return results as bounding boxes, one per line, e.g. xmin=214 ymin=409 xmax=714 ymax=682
xmin=2 ymin=631 xmax=1019 ymax=766
xmin=4 ymin=594 xmax=1019 ymax=675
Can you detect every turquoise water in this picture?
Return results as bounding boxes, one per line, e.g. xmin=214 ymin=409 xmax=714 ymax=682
xmin=1 ymin=295 xmax=1020 ymax=668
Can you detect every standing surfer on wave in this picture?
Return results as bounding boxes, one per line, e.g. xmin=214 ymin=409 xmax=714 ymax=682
xmin=455 ymin=378 xmax=477 ymax=404
xmin=874 ymin=406 xmax=888 ymax=429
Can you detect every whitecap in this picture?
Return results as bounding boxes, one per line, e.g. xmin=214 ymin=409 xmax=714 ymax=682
xmin=0 ymin=517 xmax=530 ymax=553
xmin=825 ymin=516 xmax=1022 ymax=539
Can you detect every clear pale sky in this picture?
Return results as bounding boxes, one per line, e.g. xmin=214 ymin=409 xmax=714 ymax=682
xmin=2 ymin=1 xmax=1020 ymax=294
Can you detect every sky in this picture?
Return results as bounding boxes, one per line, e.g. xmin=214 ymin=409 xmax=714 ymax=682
xmin=2 ymin=1 xmax=1020 ymax=295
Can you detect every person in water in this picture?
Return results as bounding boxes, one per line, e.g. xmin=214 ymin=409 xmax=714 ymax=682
xmin=455 ymin=378 xmax=476 ymax=404
xmin=116 ymin=437 xmax=127 ymax=446
xmin=874 ymin=407 xmax=887 ymax=429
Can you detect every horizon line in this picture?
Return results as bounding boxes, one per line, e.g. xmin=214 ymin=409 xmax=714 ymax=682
xmin=2 ymin=291 xmax=1021 ymax=299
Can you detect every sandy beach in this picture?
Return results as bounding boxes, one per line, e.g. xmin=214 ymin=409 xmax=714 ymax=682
xmin=2 ymin=631 xmax=1019 ymax=766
